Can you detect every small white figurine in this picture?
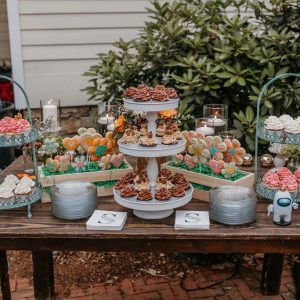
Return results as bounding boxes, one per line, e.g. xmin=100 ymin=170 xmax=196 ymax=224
xmin=267 ymin=189 xmax=298 ymax=226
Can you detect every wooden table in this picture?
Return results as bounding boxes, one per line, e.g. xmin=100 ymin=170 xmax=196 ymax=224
xmin=1 ymin=159 xmax=299 ymax=300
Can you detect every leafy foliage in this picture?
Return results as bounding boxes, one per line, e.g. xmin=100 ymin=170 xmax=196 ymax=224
xmin=82 ymin=0 xmax=300 ymax=151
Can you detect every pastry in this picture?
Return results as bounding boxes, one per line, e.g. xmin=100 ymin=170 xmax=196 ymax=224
xmin=279 ymin=114 xmax=293 ymax=126
xmin=120 ymin=186 xmax=137 ymax=198
xmin=133 ymin=89 xmax=152 ymax=102
xmin=0 ymin=114 xmax=31 ymax=136
xmin=115 ymin=179 xmax=127 ymax=190
xmin=1 ymin=174 xmax=19 ymax=189
xmin=135 ymin=176 xmax=150 ymax=191
xmin=162 ymin=129 xmax=177 ymax=145
xmin=124 ymin=87 xmax=137 ymax=99
xmin=121 ymin=172 xmax=136 ymax=184
xmin=170 ymin=185 xmax=185 ymax=197
xmin=284 ymin=121 xmax=300 ymax=137
xmin=155 ymin=188 xmax=171 ymax=201
xmin=0 ymin=187 xmax=14 ymax=199
xmin=161 ymin=168 xmax=173 ymax=180
xmin=156 ymin=176 xmax=172 ymax=190
xmin=19 ymin=176 xmax=35 ymax=188
xmin=122 ymin=128 xmax=137 ymax=144
xmin=152 ymin=90 xmax=169 ymax=102
xmin=156 ymin=122 xmax=166 ymax=137
xmin=165 ymin=87 xmax=178 ymax=99
xmin=139 ymin=131 xmax=157 ymax=147
xmin=14 ymin=182 xmax=32 ymax=195
xmin=137 ymin=189 xmax=153 ymax=201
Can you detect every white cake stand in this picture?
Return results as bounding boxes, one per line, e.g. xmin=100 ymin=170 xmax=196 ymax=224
xmin=114 ymin=185 xmax=193 ymax=219
xmin=113 ymin=97 xmax=193 ymax=219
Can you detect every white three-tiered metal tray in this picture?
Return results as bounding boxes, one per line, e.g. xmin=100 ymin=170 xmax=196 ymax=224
xmin=113 ymin=97 xmax=193 ymax=219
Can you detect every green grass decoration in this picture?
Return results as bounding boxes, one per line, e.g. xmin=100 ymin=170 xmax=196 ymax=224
xmin=168 ymin=162 xmax=246 ymax=182
xmin=42 ymin=161 xmax=128 ymax=177
xmin=190 ymin=182 xmax=211 ymax=191
xmin=93 ymin=180 xmax=117 ymax=188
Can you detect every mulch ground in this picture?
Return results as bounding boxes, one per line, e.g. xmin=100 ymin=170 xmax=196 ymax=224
xmin=2 ymin=251 xmax=297 ymax=299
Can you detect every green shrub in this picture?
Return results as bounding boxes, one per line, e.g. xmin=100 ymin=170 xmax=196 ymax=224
xmin=83 ymin=0 xmax=300 ymax=151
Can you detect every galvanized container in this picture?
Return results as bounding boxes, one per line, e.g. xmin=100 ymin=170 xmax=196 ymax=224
xmin=209 ymin=185 xmax=256 ymax=225
xmin=51 ymin=181 xmax=97 ymax=220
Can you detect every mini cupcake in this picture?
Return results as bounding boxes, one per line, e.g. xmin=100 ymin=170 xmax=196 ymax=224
xmin=120 ymin=186 xmax=137 ymax=198
xmin=265 ymin=118 xmax=283 ymax=137
xmin=156 ymin=122 xmax=166 ymax=137
xmin=155 ymin=188 xmax=171 ymax=201
xmin=162 ymin=129 xmax=178 ymax=145
xmin=264 ymin=115 xmax=279 ymax=127
xmin=140 ymin=123 xmax=148 ymax=136
xmin=284 ymin=121 xmax=300 ymax=139
xmin=152 ymin=89 xmax=169 ymax=102
xmin=121 ymin=128 xmax=137 ymax=144
xmin=124 ymin=87 xmax=137 ymax=99
xmin=137 ymin=189 xmax=153 ymax=201
xmin=139 ymin=131 xmax=157 ymax=147
xmin=279 ymin=114 xmax=293 ymax=127
xmin=165 ymin=87 xmax=178 ymax=99
xmin=133 ymin=89 xmax=152 ymax=102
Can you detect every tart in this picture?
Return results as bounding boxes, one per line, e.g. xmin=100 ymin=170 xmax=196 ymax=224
xmin=139 ymin=131 xmax=157 ymax=147
xmin=155 ymin=188 xmax=171 ymax=201
xmin=137 ymin=189 xmax=153 ymax=201
xmin=120 ymin=186 xmax=137 ymax=198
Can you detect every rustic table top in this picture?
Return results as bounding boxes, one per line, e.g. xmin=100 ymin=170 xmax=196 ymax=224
xmin=0 ymin=157 xmax=299 ymax=253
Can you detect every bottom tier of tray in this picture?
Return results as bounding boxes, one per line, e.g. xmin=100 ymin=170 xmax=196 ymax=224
xmin=113 ymin=185 xmax=193 ymax=219
xmin=256 ymin=180 xmax=299 ymax=202
xmin=0 ymin=185 xmax=42 ymax=216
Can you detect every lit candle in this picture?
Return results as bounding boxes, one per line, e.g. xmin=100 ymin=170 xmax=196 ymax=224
xmin=208 ymin=112 xmax=226 ymax=127
xmin=43 ymin=99 xmax=58 ymax=131
xmin=196 ymin=124 xmax=215 ymax=136
xmin=98 ymin=114 xmax=114 ymax=125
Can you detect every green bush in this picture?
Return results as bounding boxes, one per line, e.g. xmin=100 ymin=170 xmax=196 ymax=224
xmin=83 ymin=0 xmax=300 ymax=151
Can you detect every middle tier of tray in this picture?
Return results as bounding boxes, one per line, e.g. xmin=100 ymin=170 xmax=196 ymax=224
xmin=118 ymin=138 xmax=186 ymax=157
xmin=123 ymin=97 xmax=179 ymax=112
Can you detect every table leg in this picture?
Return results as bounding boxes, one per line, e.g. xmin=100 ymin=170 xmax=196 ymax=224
xmin=261 ymin=253 xmax=284 ymax=295
xmin=32 ymin=251 xmax=55 ymax=300
xmin=0 ymin=250 xmax=11 ymax=300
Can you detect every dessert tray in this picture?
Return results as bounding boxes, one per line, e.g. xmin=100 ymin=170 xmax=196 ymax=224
xmin=254 ymin=73 xmax=300 ymax=202
xmin=114 ymin=185 xmax=193 ymax=219
xmin=0 ymin=127 xmax=40 ymax=147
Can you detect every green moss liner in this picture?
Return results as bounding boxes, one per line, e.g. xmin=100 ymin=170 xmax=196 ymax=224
xmin=42 ymin=162 xmax=128 ymax=177
xmin=190 ymin=182 xmax=211 ymax=191
xmin=168 ymin=162 xmax=246 ymax=182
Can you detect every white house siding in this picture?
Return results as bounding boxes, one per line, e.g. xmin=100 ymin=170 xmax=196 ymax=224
xmin=15 ymin=0 xmax=159 ymax=108
xmin=7 ymin=0 xmax=253 ymax=108
xmin=0 ymin=0 xmax=10 ymax=61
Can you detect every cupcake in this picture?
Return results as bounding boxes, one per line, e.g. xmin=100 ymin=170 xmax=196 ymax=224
xmin=152 ymin=89 xmax=169 ymax=102
xmin=264 ymin=118 xmax=283 ymax=137
xmin=137 ymin=189 xmax=153 ymax=201
xmin=156 ymin=122 xmax=166 ymax=137
xmin=140 ymin=123 xmax=148 ymax=136
xmin=139 ymin=131 xmax=157 ymax=147
xmin=165 ymin=87 xmax=178 ymax=99
xmin=120 ymin=186 xmax=137 ymax=198
xmin=124 ymin=87 xmax=137 ymax=99
xmin=135 ymin=176 xmax=150 ymax=191
xmin=121 ymin=128 xmax=137 ymax=144
xmin=284 ymin=121 xmax=300 ymax=138
xmin=155 ymin=188 xmax=171 ymax=201
xmin=170 ymin=185 xmax=185 ymax=197
xmin=156 ymin=176 xmax=173 ymax=190
xmin=133 ymin=89 xmax=152 ymax=102
xmin=162 ymin=129 xmax=178 ymax=145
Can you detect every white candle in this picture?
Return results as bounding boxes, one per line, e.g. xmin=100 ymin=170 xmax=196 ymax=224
xmin=98 ymin=114 xmax=114 ymax=125
xmin=208 ymin=113 xmax=226 ymax=127
xmin=107 ymin=123 xmax=115 ymax=131
xmin=43 ymin=100 xmax=58 ymax=131
xmin=196 ymin=124 xmax=215 ymax=136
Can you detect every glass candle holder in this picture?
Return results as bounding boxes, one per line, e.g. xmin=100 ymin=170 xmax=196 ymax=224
xmin=40 ymin=99 xmax=61 ymax=132
xmin=195 ymin=118 xmax=215 ymax=136
xmin=98 ymin=102 xmax=119 ymax=134
xmin=203 ymin=104 xmax=228 ymax=134
xmin=219 ymin=131 xmax=236 ymax=140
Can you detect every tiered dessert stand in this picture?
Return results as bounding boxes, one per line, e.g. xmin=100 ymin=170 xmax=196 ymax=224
xmin=0 ymin=75 xmax=41 ymax=217
xmin=113 ymin=97 xmax=193 ymax=219
xmin=255 ymin=73 xmax=300 ymax=202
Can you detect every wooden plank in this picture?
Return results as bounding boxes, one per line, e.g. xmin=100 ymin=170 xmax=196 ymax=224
xmin=23 ymin=44 xmax=114 ymax=61
xmin=0 ymin=250 xmax=11 ymax=300
xmin=32 ymin=251 xmax=55 ymax=300
xmin=38 ymin=159 xmax=133 ymax=187
xmin=21 ymin=28 xmax=140 ymax=45
xmin=192 ymin=188 xmax=209 ymax=202
xmin=19 ymin=0 xmax=157 ymax=14
xmin=162 ymin=162 xmax=255 ymax=189
xmin=20 ymin=13 xmax=148 ymax=30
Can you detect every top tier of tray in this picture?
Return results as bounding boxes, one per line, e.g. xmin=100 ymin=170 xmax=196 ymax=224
xmin=123 ymin=97 xmax=179 ymax=112
xmin=257 ymin=120 xmax=300 ymax=144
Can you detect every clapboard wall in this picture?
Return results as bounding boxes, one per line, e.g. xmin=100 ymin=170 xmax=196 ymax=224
xmin=12 ymin=0 xmax=156 ymax=108
xmin=0 ymin=0 xmax=10 ymax=61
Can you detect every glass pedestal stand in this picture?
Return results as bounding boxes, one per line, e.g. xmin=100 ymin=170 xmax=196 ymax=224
xmin=115 ymin=98 xmax=193 ymax=219
xmin=0 ymin=75 xmax=41 ymax=217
